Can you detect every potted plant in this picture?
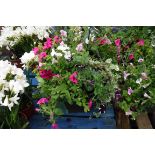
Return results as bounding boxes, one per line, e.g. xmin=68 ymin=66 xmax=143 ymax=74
xmin=21 ymin=28 xmax=120 ymax=128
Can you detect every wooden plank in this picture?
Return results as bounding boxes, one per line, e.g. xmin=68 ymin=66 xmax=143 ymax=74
xmin=115 ymin=108 xmax=130 ymax=129
xmin=136 ymin=113 xmax=153 ymax=129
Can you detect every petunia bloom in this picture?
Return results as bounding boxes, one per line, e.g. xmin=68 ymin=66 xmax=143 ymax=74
xmin=43 ymin=38 xmax=52 ymax=49
xmin=33 ymin=47 xmax=39 ymax=55
xmin=39 ymin=70 xmax=53 ymax=80
xmin=115 ymin=39 xmax=121 ymax=47
xmin=69 ymin=72 xmax=78 ymax=84
xmin=129 ymin=53 xmax=134 ymax=60
xmin=76 ymin=43 xmax=83 ymax=52
xmin=54 ymin=36 xmax=62 ymax=44
xmin=60 ymin=30 xmax=67 ymax=37
xmin=138 ymin=58 xmax=144 ymax=63
xmin=39 ymin=52 xmax=47 ymax=60
xmin=51 ymin=123 xmax=59 ymax=129
xmin=137 ymin=39 xmax=144 ymax=46
xmin=37 ymin=98 xmax=49 ymax=105
xmin=123 ymin=71 xmax=130 ymax=80
xmin=88 ymin=99 xmax=92 ymax=109
xmin=128 ymin=87 xmax=133 ymax=95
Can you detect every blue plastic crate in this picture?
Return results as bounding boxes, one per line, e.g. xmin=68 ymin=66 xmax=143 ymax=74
xmin=29 ymin=107 xmax=116 ymax=129
xmin=28 ymin=77 xmax=116 ymax=129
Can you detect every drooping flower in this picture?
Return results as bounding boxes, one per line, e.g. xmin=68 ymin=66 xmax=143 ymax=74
xmin=51 ymin=123 xmax=59 ymax=129
xmin=137 ymin=39 xmax=144 ymax=46
xmin=37 ymin=97 xmax=49 ymax=105
xmin=128 ymin=87 xmax=133 ymax=95
xmin=123 ymin=71 xmax=130 ymax=80
xmin=138 ymin=58 xmax=144 ymax=63
xmin=76 ymin=43 xmax=83 ymax=52
xmin=60 ymin=30 xmax=67 ymax=37
xmin=129 ymin=53 xmax=134 ymax=60
xmin=144 ymin=93 xmax=151 ymax=99
xmin=33 ymin=47 xmax=39 ymax=55
xmin=114 ymin=39 xmax=121 ymax=47
xmin=88 ymin=99 xmax=92 ymax=109
xmin=39 ymin=70 xmax=53 ymax=80
xmin=69 ymin=72 xmax=78 ymax=84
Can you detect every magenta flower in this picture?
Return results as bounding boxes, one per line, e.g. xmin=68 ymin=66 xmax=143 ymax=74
xmin=129 ymin=53 xmax=134 ymax=60
xmin=76 ymin=43 xmax=83 ymax=52
xmin=88 ymin=99 xmax=92 ymax=109
xmin=43 ymin=38 xmax=52 ymax=49
xmin=39 ymin=69 xmax=53 ymax=80
xmin=38 ymin=52 xmax=47 ymax=62
xmin=54 ymin=36 xmax=62 ymax=44
xmin=115 ymin=39 xmax=121 ymax=47
xmin=128 ymin=87 xmax=133 ymax=95
xmin=137 ymin=39 xmax=144 ymax=46
xmin=51 ymin=123 xmax=59 ymax=129
xmin=69 ymin=72 xmax=78 ymax=84
xmin=33 ymin=47 xmax=39 ymax=55
xmin=37 ymin=98 xmax=49 ymax=105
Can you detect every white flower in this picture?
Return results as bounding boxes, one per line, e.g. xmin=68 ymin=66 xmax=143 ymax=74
xmin=20 ymin=51 xmax=35 ymax=64
xmin=105 ymin=58 xmax=112 ymax=64
xmin=0 ymin=60 xmax=29 ymax=110
xmin=125 ymin=110 xmax=132 ymax=116
xmin=138 ymin=58 xmax=144 ymax=63
xmin=110 ymin=64 xmax=119 ymax=71
xmin=51 ymin=49 xmax=63 ymax=57
xmin=136 ymin=78 xmax=142 ymax=84
xmin=144 ymin=93 xmax=151 ymax=99
xmin=85 ymin=38 xmax=89 ymax=44
xmin=9 ymin=94 xmax=20 ymax=105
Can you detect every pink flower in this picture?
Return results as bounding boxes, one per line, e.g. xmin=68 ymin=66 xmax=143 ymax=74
xmin=128 ymin=87 xmax=133 ymax=95
xmin=115 ymin=39 xmax=121 ymax=47
xmin=123 ymin=71 xmax=130 ymax=80
xmin=76 ymin=43 xmax=83 ymax=52
xmin=33 ymin=47 xmax=39 ymax=55
xmin=43 ymin=38 xmax=52 ymax=49
xmin=35 ymin=108 xmax=40 ymax=112
xmin=39 ymin=70 xmax=53 ymax=80
xmin=60 ymin=30 xmax=67 ymax=37
xmin=69 ymin=72 xmax=78 ymax=84
xmin=52 ymin=74 xmax=60 ymax=78
xmin=54 ymin=36 xmax=62 ymax=44
xmin=37 ymin=98 xmax=49 ymax=105
xmin=39 ymin=52 xmax=47 ymax=62
xmin=137 ymin=39 xmax=144 ymax=46
xmin=138 ymin=58 xmax=144 ymax=63
xmin=129 ymin=53 xmax=134 ymax=60
xmin=88 ymin=99 xmax=92 ymax=109
xmin=51 ymin=123 xmax=59 ymax=129
xmin=99 ymin=39 xmax=107 ymax=45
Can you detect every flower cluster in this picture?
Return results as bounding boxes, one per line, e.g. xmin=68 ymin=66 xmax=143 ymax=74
xmin=0 ymin=26 xmax=50 ymax=50
xmin=0 ymin=60 xmax=29 ymax=110
xmin=21 ymin=29 xmax=120 ymax=126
